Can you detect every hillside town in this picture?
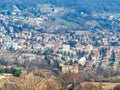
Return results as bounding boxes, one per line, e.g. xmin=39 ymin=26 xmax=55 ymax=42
xmin=0 ymin=26 xmax=120 ymax=73
xmin=0 ymin=1 xmax=120 ymax=90
xmin=0 ymin=4 xmax=120 ymax=75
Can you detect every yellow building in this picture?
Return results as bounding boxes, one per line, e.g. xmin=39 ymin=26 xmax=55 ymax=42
xmin=62 ymin=45 xmax=70 ymax=50
xmin=60 ymin=64 xmax=79 ymax=73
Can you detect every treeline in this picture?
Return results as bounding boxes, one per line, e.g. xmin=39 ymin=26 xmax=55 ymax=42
xmin=0 ymin=68 xmax=22 ymax=77
xmin=0 ymin=0 xmax=120 ymax=13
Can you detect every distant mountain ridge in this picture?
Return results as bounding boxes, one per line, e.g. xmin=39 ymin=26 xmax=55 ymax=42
xmin=0 ymin=0 xmax=120 ymax=13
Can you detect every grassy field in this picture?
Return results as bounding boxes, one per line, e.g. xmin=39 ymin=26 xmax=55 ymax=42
xmin=0 ymin=74 xmax=120 ymax=90
xmin=82 ymin=82 xmax=120 ymax=90
xmin=55 ymin=17 xmax=80 ymax=29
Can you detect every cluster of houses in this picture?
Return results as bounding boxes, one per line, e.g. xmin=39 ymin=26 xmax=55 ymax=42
xmin=0 ymin=4 xmax=120 ymax=74
xmin=0 ymin=27 xmax=120 ymax=73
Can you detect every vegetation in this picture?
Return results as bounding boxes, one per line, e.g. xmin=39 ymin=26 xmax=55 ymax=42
xmin=0 ymin=68 xmax=22 ymax=77
xmin=1 ymin=0 xmax=120 ymax=13
xmin=59 ymin=73 xmax=82 ymax=90
xmin=0 ymin=60 xmax=7 ymax=66
xmin=68 ymin=40 xmax=77 ymax=47
xmin=55 ymin=17 xmax=80 ymax=29
xmin=113 ymin=85 xmax=120 ymax=90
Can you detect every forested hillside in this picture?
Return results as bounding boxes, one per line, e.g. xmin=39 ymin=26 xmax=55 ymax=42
xmin=0 ymin=0 xmax=120 ymax=13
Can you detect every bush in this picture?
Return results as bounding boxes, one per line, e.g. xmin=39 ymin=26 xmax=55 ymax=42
xmin=113 ymin=85 xmax=120 ymax=90
xmin=0 ymin=68 xmax=22 ymax=77
xmin=12 ymin=69 xmax=22 ymax=77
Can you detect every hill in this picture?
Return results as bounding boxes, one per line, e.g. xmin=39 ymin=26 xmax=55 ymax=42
xmin=0 ymin=0 xmax=120 ymax=13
